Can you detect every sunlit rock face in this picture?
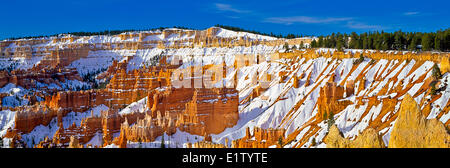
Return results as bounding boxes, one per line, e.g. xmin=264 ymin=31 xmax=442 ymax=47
xmin=388 ymin=94 xmax=450 ymax=148
xmin=324 ymin=125 xmax=384 ymax=148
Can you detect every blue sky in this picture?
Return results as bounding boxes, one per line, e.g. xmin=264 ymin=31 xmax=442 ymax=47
xmin=1 ymin=0 xmax=449 ymax=39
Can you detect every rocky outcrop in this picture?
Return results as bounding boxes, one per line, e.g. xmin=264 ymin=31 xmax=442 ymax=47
xmin=388 ymin=94 xmax=450 ymax=148
xmin=0 ymin=66 xmax=83 ymax=89
xmin=42 ymin=47 xmax=89 ymax=68
xmin=324 ymin=125 xmax=385 ymax=148
xmin=317 ymin=80 xmax=352 ymax=121
xmin=118 ymin=125 xmax=128 ymax=148
xmin=231 ymin=127 xmax=286 ymax=148
xmin=118 ymin=87 xmax=239 ymax=144
xmin=179 ymin=88 xmax=239 ymax=134
xmin=106 ymin=68 xmax=170 ymax=109
xmin=191 ymin=141 xmax=227 ymax=148
xmin=44 ymin=90 xmax=109 ymax=113
xmin=440 ymin=56 xmax=450 ymax=73
xmin=68 ymin=136 xmax=83 ymax=148
xmin=119 ymin=114 xmax=166 ymax=143
xmin=13 ymin=105 xmax=57 ymax=133
xmin=104 ymin=58 xmax=179 ymax=109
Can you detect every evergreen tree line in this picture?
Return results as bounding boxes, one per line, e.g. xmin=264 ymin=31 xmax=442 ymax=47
xmin=310 ymin=29 xmax=450 ymax=52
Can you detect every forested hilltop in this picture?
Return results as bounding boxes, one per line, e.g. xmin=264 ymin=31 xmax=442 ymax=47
xmin=310 ymin=29 xmax=450 ymax=52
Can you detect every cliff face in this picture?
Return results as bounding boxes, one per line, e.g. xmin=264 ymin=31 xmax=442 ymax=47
xmin=44 ymin=90 xmax=109 ymax=113
xmin=180 ymin=88 xmax=239 ymax=135
xmin=388 ymin=94 xmax=450 ymax=148
xmin=106 ymin=67 xmax=172 ymax=109
xmin=317 ymin=80 xmax=353 ymax=121
xmin=42 ymin=47 xmax=90 ymax=68
xmin=13 ymin=105 xmax=57 ymax=133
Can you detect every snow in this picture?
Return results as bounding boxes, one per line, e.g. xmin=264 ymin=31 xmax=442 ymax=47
xmin=119 ymin=97 xmax=147 ymax=115
xmin=215 ymin=28 xmax=277 ymax=41
xmin=20 ymin=104 xmax=109 ymax=147
xmin=0 ymin=110 xmax=16 ymax=137
xmin=35 ymin=79 xmax=90 ymax=91
xmin=431 ymin=73 xmax=450 ymax=120
xmin=0 ymin=83 xmax=31 ymax=107
xmin=68 ymin=50 xmax=131 ymax=77
xmin=0 ymin=56 xmax=45 ymax=71
xmin=86 ymin=132 xmax=103 ymax=147
xmin=126 ymin=129 xmax=204 ymax=148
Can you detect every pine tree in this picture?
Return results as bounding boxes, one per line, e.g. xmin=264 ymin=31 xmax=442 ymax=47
xmin=432 ymin=63 xmax=442 ymax=80
xmin=138 ymin=137 xmax=142 ymax=148
xmin=336 ymin=34 xmax=345 ymax=51
xmin=445 ymin=29 xmax=450 ymax=51
xmin=318 ymin=36 xmax=324 ymax=47
xmin=311 ymin=137 xmax=317 ymax=147
xmin=430 ymin=85 xmax=437 ymax=95
xmin=393 ymin=31 xmax=404 ymax=50
xmin=375 ymin=32 xmax=383 ymax=50
xmin=434 ymin=31 xmax=443 ymax=51
xmin=349 ymin=32 xmax=359 ymax=49
xmin=409 ymin=35 xmax=419 ymax=51
xmin=327 ymin=112 xmax=335 ymax=131
xmin=310 ymin=39 xmax=317 ymax=48
xmin=421 ymin=33 xmax=433 ymax=51
xmin=160 ymin=134 xmax=165 ymax=148
xmin=292 ymin=44 xmax=297 ymax=50
xmin=381 ymin=33 xmax=390 ymax=50
xmin=278 ymin=136 xmax=283 ymax=148
xmin=283 ymin=42 xmax=290 ymax=52
xmin=362 ymin=33 xmax=369 ymax=49
xmin=329 ymin=33 xmax=336 ymax=48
